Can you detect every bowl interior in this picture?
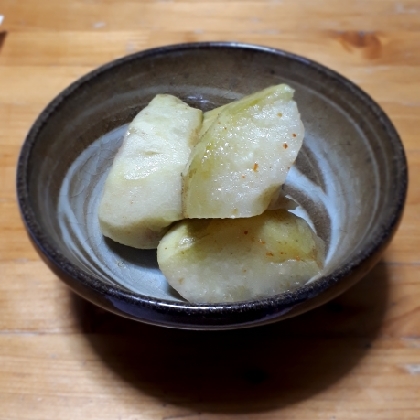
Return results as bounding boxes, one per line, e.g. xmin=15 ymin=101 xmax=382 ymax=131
xmin=21 ymin=44 xmax=405 ymax=305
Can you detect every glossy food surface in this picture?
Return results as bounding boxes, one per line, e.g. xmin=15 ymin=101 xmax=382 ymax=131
xmin=183 ymin=84 xmax=304 ymax=218
xmin=157 ymin=210 xmax=324 ymax=303
xmin=98 ymin=94 xmax=202 ymax=248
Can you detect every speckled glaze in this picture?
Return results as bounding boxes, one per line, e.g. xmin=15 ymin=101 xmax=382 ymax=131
xmin=16 ymin=42 xmax=407 ymax=329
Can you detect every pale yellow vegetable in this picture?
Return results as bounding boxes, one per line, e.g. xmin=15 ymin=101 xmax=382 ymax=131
xmin=157 ymin=210 xmax=324 ymax=303
xmin=98 ymin=94 xmax=202 ymax=249
xmin=182 ymin=84 xmax=304 ymax=219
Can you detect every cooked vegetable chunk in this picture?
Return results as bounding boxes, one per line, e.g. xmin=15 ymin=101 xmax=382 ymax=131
xmin=157 ymin=210 xmax=324 ymax=303
xmin=183 ymin=84 xmax=304 ymax=219
xmin=99 ymin=94 xmax=202 ymax=249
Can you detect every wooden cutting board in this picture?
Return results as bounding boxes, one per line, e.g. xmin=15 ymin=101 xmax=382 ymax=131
xmin=0 ymin=1 xmax=419 ymax=418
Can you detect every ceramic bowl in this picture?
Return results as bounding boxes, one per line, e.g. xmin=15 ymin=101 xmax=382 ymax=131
xmin=17 ymin=42 xmax=407 ymax=329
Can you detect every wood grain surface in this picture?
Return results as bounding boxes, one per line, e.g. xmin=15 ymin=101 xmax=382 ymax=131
xmin=1 ymin=0 xmax=419 ymax=419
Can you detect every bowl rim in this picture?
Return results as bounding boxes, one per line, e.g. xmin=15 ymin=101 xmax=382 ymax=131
xmin=16 ymin=41 xmax=408 ymax=325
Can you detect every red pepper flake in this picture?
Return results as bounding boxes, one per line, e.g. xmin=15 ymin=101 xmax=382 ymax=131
xmin=244 ymin=231 xmax=248 ymax=235
xmin=253 ymin=163 xmax=259 ymax=171
xmin=283 ymin=143 xmax=288 ymax=149
xmin=292 ymin=133 xmax=296 ymax=137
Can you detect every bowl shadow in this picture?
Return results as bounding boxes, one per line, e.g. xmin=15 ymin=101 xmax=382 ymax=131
xmin=69 ymin=262 xmax=390 ymax=414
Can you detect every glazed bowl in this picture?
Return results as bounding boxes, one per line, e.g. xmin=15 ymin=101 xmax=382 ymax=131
xmin=16 ymin=42 xmax=407 ymax=329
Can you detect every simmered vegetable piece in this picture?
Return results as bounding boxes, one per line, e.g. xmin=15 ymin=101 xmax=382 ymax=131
xmin=183 ymin=84 xmax=304 ymax=219
xmin=157 ymin=210 xmax=324 ymax=303
xmin=99 ymin=94 xmax=202 ymax=249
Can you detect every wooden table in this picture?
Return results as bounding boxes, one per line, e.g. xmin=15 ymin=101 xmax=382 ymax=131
xmin=1 ymin=1 xmax=420 ymax=418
